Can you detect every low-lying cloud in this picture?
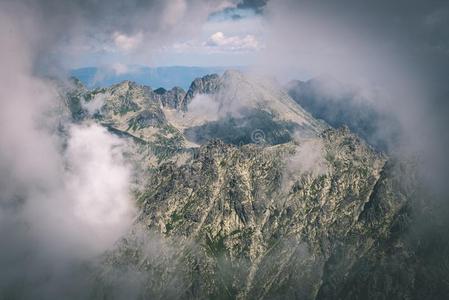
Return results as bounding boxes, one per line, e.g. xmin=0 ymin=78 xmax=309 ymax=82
xmin=0 ymin=9 xmax=136 ymax=297
xmin=64 ymin=124 xmax=135 ymax=250
xmin=83 ymin=92 xmax=107 ymax=115
xmin=187 ymin=93 xmax=220 ymax=122
xmin=287 ymin=138 xmax=329 ymax=177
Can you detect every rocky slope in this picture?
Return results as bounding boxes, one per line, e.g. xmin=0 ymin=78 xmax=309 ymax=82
xmin=93 ymin=128 xmax=420 ymax=299
xmin=62 ymin=71 xmax=446 ymax=299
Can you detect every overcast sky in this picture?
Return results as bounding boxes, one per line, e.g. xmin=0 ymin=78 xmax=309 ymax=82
xmin=1 ymin=0 xmax=446 ymax=83
xmin=59 ymin=0 xmax=268 ymax=68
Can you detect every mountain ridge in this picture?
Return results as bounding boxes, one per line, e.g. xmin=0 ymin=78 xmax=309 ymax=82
xmin=57 ymin=70 xmax=444 ymax=299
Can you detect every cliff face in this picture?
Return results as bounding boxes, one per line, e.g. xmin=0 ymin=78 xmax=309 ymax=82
xmin=94 ymin=126 xmax=418 ymax=300
xmin=62 ymin=71 xmax=444 ymax=299
xmin=181 ymin=74 xmax=221 ymax=111
xmin=153 ymin=86 xmax=186 ymax=109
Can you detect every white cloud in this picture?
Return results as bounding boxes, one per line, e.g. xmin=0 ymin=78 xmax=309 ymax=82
xmin=83 ymin=93 xmax=106 ymax=114
xmin=205 ymin=31 xmax=262 ymax=51
xmin=167 ymin=31 xmax=263 ymax=55
xmin=63 ymin=124 xmax=134 ymax=246
xmin=186 ymin=94 xmax=220 ymax=122
xmin=287 ymin=139 xmax=329 ymax=177
xmin=0 ymin=12 xmax=136 ymax=294
xmin=112 ymin=31 xmax=143 ymax=52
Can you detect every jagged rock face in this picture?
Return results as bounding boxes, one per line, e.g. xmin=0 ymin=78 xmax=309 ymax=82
xmin=97 ymin=128 xmax=418 ymax=299
xmin=64 ymin=77 xmax=89 ymax=120
xmin=65 ymin=79 xmax=187 ymax=163
xmin=128 ymin=109 xmax=167 ymax=128
xmin=61 ymin=73 xmax=435 ymax=299
xmin=91 ymin=81 xmax=174 ymax=141
xmin=153 ymin=86 xmax=186 ymax=109
xmin=180 ymin=74 xmax=221 ymax=110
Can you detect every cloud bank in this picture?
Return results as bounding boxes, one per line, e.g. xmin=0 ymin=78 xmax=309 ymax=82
xmin=0 ymin=6 xmax=137 ymax=298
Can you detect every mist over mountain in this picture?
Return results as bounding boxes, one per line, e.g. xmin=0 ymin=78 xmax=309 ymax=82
xmin=3 ymin=61 xmax=449 ymax=299
xmin=286 ymin=77 xmax=401 ymax=153
xmin=25 ymin=70 xmax=442 ymax=299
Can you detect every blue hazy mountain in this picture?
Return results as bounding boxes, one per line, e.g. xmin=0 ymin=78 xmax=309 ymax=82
xmin=70 ymin=65 xmax=244 ymax=90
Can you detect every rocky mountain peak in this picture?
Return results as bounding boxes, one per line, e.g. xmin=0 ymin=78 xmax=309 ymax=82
xmin=180 ymin=73 xmax=221 ymax=110
xmin=179 ymin=70 xmax=327 ymax=147
xmin=221 ymin=69 xmax=245 ymax=81
xmin=153 ymin=87 xmax=167 ymax=95
xmin=110 ymin=79 xmax=140 ymax=91
xmin=153 ymin=86 xmax=186 ymax=110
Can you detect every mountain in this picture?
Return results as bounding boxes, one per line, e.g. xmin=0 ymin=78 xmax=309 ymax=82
xmin=70 ymin=66 xmax=244 ymax=90
xmin=180 ymin=70 xmax=325 ymax=146
xmin=60 ymin=71 xmax=447 ymax=299
xmin=67 ymin=70 xmax=326 ymax=150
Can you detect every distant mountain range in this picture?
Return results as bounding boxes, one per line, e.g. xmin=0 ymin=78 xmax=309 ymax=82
xmin=70 ymin=65 xmax=245 ymax=90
